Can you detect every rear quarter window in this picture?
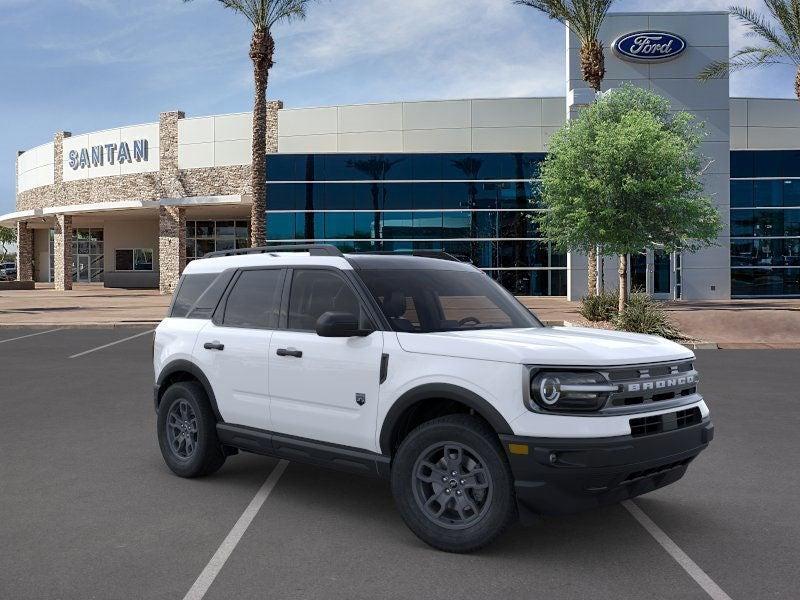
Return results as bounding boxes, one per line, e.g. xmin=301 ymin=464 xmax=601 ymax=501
xmin=170 ymin=273 xmax=218 ymax=318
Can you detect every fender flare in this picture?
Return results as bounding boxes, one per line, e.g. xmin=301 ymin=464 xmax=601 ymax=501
xmin=155 ymin=359 xmax=223 ymax=422
xmin=379 ymin=383 xmax=513 ymax=454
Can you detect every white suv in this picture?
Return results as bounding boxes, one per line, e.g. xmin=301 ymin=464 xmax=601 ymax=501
xmin=153 ymin=245 xmax=713 ymax=552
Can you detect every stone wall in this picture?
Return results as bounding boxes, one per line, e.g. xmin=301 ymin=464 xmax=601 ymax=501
xmin=53 ymin=214 xmax=73 ymax=291
xmin=15 ymin=222 xmax=33 ymax=281
xmin=158 ymin=206 xmax=185 ymax=295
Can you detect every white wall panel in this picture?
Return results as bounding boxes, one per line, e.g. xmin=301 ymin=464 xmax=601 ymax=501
xmin=471 ymin=98 xmax=542 ymax=128
xmin=747 ymin=98 xmax=800 ymax=128
xmin=178 ymin=142 xmax=214 ymax=169
xmin=472 ymin=127 xmax=543 ymax=152
xmin=338 ymin=103 xmax=403 ymax=133
xmin=403 ymin=100 xmax=471 ymax=130
xmin=746 ymin=127 xmax=800 ymax=149
xmin=730 ymin=126 xmax=748 ymax=149
xmin=214 ymin=113 xmax=251 ymax=142
xmin=729 ymin=99 xmax=748 ymax=127
xmin=214 ymin=139 xmax=250 ymax=166
xmin=278 ymin=134 xmax=338 ymax=153
xmin=338 ymin=131 xmax=403 ymax=152
xmin=402 ymin=128 xmax=471 ymax=152
xmin=179 ymin=117 xmax=214 ymax=144
xmin=541 ymin=98 xmax=566 ymax=126
xmin=278 ymin=107 xmax=338 ymax=137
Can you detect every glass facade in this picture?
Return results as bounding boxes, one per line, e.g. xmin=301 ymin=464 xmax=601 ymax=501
xmin=186 ymin=220 xmax=251 ymax=263
xmin=264 ymin=153 xmax=567 ymax=295
xmin=731 ymin=151 xmax=800 ymax=297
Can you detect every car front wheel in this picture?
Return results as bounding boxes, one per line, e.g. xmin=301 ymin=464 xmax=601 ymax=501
xmin=391 ymin=414 xmax=517 ymax=552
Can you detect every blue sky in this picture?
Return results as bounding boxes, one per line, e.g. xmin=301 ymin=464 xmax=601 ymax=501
xmin=1 ymin=0 xmax=796 ymax=215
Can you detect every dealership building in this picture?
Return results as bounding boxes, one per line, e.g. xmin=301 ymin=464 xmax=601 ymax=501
xmin=3 ymin=10 xmax=800 ymax=299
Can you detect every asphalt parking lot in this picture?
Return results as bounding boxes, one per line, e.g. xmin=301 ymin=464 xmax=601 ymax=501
xmin=1 ymin=328 xmax=798 ymax=600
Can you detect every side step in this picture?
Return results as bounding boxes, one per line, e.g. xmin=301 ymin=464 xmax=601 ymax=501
xmin=216 ymin=423 xmax=391 ymax=479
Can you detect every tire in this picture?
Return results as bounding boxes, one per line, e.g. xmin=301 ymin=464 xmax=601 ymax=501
xmin=157 ymin=381 xmax=226 ymax=478
xmin=391 ymin=414 xmax=517 ymax=553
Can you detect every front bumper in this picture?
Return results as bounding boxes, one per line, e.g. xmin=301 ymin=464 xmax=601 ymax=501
xmin=500 ymin=417 xmax=713 ymax=515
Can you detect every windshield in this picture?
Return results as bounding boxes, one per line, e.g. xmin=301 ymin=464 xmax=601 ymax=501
xmin=357 ymin=269 xmax=542 ymax=333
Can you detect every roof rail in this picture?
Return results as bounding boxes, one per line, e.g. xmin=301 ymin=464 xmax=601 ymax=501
xmin=351 ymin=249 xmax=464 ymax=262
xmin=202 ymin=244 xmax=344 ymax=259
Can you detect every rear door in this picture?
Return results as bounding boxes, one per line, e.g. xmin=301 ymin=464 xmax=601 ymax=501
xmin=268 ymin=268 xmax=384 ymax=451
xmin=195 ymin=268 xmax=285 ymax=430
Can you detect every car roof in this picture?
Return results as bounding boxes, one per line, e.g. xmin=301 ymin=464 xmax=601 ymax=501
xmin=182 ymin=251 xmax=477 ymax=275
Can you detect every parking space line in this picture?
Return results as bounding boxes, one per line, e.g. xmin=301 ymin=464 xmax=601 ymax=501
xmin=623 ymin=500 xmax=733 ymax=600
xmin=183 ymin=460 xmax=289 ymax=600
xmin=68 ymin=329 xmax=155 ymax=359
xmin=0 ymin=329 xmax=63 ymax=345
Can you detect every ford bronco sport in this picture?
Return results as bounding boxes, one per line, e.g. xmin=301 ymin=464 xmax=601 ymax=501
xmin=153 ymin=245 xmax=713 ymax=552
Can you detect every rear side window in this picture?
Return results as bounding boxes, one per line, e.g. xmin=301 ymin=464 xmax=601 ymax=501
xmin=222 ymin=269 xmax=284 ymax=329
xmin=171 ymin=273 xmax=217 ymax=317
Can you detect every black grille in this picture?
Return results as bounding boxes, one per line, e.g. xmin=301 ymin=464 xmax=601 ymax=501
xmin=608 ymin=361 xmax=698 ymax=408
xmin=629 ymin=407 xmax=702 ymax=438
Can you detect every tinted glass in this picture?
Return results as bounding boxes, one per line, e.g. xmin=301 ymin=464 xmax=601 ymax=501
xmin=730 ymin=151 xmax=754 ymax=178
xmin=115 ymin=249 xmax=133 ymax=271
xmin=172 ymin=273 xmax=218 ymax=317
xmin=287 ymin=270 xmax=367 ymax=331
xmin=223 ymin=269 xmax=283 ymax=329
xmin=358 ymin=269 xmax=541 ymax=333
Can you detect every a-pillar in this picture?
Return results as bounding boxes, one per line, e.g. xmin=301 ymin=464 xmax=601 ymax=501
xmin=53 ymin=214 xmax=73 ymax=291
xmin=159 ymin=205 xmax=185 ymax=295
xmin=16 ymin=221 xmax=33 ymax=282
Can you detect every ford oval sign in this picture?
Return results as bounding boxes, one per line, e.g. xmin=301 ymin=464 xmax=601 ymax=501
xmin=613 ymin=31 xmax=687 ymax=63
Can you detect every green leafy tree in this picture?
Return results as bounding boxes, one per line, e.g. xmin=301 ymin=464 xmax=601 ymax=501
xmin=699 ymin=2 xmax=800 ymax=100
xmin=0 ymin=226 xmax=15 ymax=264
xmin=184 ymin=0 xmax=315 ymax=247
xmin=515 ymin=0 xmax=616 ymax=295
xmin=535 ymin=85 xmax=722 ymax=312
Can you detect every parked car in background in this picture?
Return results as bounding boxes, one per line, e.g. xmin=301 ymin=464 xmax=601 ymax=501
xmin=0 ymin=262 xmax=16 ymax=281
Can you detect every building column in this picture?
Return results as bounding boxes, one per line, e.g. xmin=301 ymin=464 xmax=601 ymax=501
xmin=16 ymin=221 xmax=33 ymax=282
xmin=53 ymin=214 xmax=73 ymax=291
xmin=159 ymin=205 xmax=185 ymax=295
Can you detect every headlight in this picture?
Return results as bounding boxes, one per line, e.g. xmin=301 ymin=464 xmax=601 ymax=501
xmin=529 ymin=371 xmax=617 ymax=412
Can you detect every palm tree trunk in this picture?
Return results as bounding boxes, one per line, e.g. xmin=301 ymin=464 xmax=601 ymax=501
xmin=249 ymin=29 xmax=274 ymax=248
xmin=796 ymin=67 xmax=800 ymax=102
xmin=618 ymin=254 xmax=628 ymax=314
xmin=580 ymin=40 xmax=605 ymax=93
xmin=580 ymin=39 xmax=604 ymax=295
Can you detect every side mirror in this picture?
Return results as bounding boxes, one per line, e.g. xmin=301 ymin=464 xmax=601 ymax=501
xmin=315 ymin=311 xmax=372 ymax=338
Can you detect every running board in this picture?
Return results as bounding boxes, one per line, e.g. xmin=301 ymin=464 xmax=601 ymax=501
xmin=216 ymin=423 xmax=391 ymax=479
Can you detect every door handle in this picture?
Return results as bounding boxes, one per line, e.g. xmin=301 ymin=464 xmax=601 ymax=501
xmin=276 ymin=348 xmax=303 ymax=358
xmin=203 ymin=341 xmax=225 ymax=351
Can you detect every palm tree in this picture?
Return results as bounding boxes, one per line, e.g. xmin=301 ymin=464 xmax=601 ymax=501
xmin=184 ymin=0 xmax=314 ymax=247
xmin=699 ymin=3 xmax=800 ymax=101
xmin=515 ymin=0 xmax=616 ymax=296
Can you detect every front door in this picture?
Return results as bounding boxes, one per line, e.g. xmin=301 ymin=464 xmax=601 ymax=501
xmin=194 ymin=268 xmax=285 ymax=430
xmin=268 ymin=268 xmax=384 ymax=451
xmin=77 ymin=255 xmax=90 ymax=282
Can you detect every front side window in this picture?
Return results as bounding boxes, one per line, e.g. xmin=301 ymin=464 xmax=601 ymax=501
xmin=223 ymin=269 xmax=283 ymax=329
xmin=287 ymin=269 xmax=368 ymax=331
xmin=358 ymin=268 xmax=541 ymax=333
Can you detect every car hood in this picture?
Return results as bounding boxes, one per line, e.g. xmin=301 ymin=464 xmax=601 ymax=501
xmin=395 ymin=326 xmax=693 ymax=366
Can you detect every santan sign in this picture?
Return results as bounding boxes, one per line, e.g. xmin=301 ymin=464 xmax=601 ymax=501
xmin=67 ymin=139 xmax=149 ymax=170
xmin=613 ymin=31 xmax=687 ymax=62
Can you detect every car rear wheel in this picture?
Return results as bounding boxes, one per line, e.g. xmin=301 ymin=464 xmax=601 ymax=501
xmin=391 ymin=414 xmax=517 ymax=552
xmin=157 ymin=381 xmax=225 ymax=478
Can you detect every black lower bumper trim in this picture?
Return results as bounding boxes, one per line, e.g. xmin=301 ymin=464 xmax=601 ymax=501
xmin=500 ymin=418 xmax=713 ymax=515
